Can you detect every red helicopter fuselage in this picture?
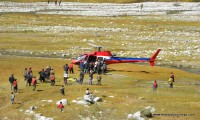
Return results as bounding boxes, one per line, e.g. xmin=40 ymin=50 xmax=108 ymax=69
xmin=72 ymin=49 xmax=161 ymax=66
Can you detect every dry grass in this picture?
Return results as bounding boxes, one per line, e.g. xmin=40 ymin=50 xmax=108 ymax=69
xmin=0 ymin=56 xmax=199 ymax=120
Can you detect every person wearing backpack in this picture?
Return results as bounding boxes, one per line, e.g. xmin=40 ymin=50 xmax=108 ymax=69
xmin=153 ymin=80 xmax=158 ymax=92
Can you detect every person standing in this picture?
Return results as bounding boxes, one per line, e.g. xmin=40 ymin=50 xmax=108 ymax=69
xmin=153 ymin=80 xmax=158 ymax=92
xmin=10 ymin=92 xmax=15 ymax=104
xmin=32 ymin=76 xmax=37 ymax=91
xmin=83 ymin=61 xmax=89 ymax=73
xmin=102 ymin=62 xmax=107 ymax=75
xmin=50 ymin=73 xmax=56 ymax=86
xmin=97 ymin=75 xmax=102 ymax=85
xmin=13 ymin=79 xmax=18 ymax=93
xmin=57 ymin=101 xmax=64 ymax=112
xmin=24 ymin=68 xmax=27 ymax=80
xmin=26 ymin=73 xmax=33 ymax=86
xmin=88 ymin=70 xmax=93 ymax=85
xmin=170 ymin=72 xmax=175 ymax=82
xmin=63 ymin=64 xmax=69 ymax=85
xmin=69 ymin=63 xmax=74 ymax=74
xmin=79 ymin=70 xmax=84 ymax=84
xmin=169 ymin=78 xmax=173 ymax=88
xmin=39 ymin=69 xmax=45 ymax=82
xmin=60 ymin=85 xmax=65 ymax=95
xmin=9 ymin=74 xmax=15 ymax=91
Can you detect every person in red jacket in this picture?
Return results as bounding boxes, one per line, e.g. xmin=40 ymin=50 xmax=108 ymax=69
xmin=69 ymin=63 xmax=74 ymax=74
xmin=58 ymin=101 xmax=64 ymax=112
xmin=13 ymin=79 xmax=18 ymax=93
xmin=32 ymin=76 xmax=37 ymax=91
xmin=153 ymin=80 xmax=158 ymax=92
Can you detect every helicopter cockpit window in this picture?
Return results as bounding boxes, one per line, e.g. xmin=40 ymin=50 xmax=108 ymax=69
xmin=77 ymin=55 xmax=86 ymax=61
xmin=97 ymin=57 xmax=103 ymax=61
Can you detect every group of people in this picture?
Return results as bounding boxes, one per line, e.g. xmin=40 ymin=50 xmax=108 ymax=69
xmin=153 ymin=72 xmax=175 ymax=92
xmin=80 ymin=60 xmax=107 ymax=75
xmin=79 ymin=68 xmax=102 ymax=86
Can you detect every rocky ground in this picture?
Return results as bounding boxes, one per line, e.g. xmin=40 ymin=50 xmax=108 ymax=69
xmin=0 ymin=2 xmax=200 ymax=18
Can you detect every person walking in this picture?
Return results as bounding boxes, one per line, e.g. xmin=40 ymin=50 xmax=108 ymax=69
xmin=10 ymin=92 xmax=15 ymax=104
xmin=13 ymin=79 xmax=18 ymax=93
xmin=60 ymin=85 xmax=65 ymax=95
xmin=153 ymin=80 xmax=158 ymax=92
xmin=79 ymin=70 xmax=84 ymax=84
xmin=57 ymin=101 xmax=64 ymax=112
xmin=9 ymin=74 xmax=15 ymax=91
xmin=32 ymin=76 xmax=37 ymax=91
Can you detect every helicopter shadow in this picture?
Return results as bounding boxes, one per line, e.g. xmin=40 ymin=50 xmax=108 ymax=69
xmin=107 ymin=68 xmax=133 ymax=73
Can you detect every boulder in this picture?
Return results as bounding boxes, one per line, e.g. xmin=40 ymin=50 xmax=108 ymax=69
xmin=83 ymin=95 xmax=94 ymax=103
xmin=76 ymin=100 xmax=91 ymax=105
xmin=93 ymin=97 xmax=102 ymax=102
xmin=56 ymin=99 xmax=67 ymax=105
xmin=141 ymin=109 xmax=153 ymax=118
xmin=141 ymin=106 xmax=155 ymax=118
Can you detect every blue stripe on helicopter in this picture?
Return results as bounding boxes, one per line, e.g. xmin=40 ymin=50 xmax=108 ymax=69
xmin=106 ymin=57 xmax=150 ymax=61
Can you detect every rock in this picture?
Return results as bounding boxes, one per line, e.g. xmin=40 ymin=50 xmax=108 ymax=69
xmin=133 ymin=111 xmax=145 ymax=120
xmin=48 ymin=100 xmax=53 ymax=103
xmin=76 ymin=100 xmax=91 ymax=105
xmin=56 ymin=99 xmax=67 ymax=105
xmin=141 ymin=109 xmax=153 ymax=118
xmin=83 ymin=95 xmax=94 ymax=103
xmin=72 ymin=100 xmax=77 ymax=103
xmin=37 ymin=116 xmax=46 ymax=120
xmin=93 ymin=97 xmax=102 ymax=102
xmin=127 ymin=114 xmax=134 ymax=119
xmin=46 ymin=118 xmax=54 ymax=120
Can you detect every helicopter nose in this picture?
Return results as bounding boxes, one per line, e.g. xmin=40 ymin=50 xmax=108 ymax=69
xmin=71 ymin=60 xmax=77 ymax=64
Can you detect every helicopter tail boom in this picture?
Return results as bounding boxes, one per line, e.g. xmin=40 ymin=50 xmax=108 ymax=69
xmin=149 ymin=49 xmax=161 ymax=66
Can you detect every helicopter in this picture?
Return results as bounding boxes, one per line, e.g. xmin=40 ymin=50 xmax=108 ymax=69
xmin=71 ymin=46 xmax=161 ymax=67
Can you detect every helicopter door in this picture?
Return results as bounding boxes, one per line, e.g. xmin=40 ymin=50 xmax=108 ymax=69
xmin=88 ymin=55 xmax=97 ymax=63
